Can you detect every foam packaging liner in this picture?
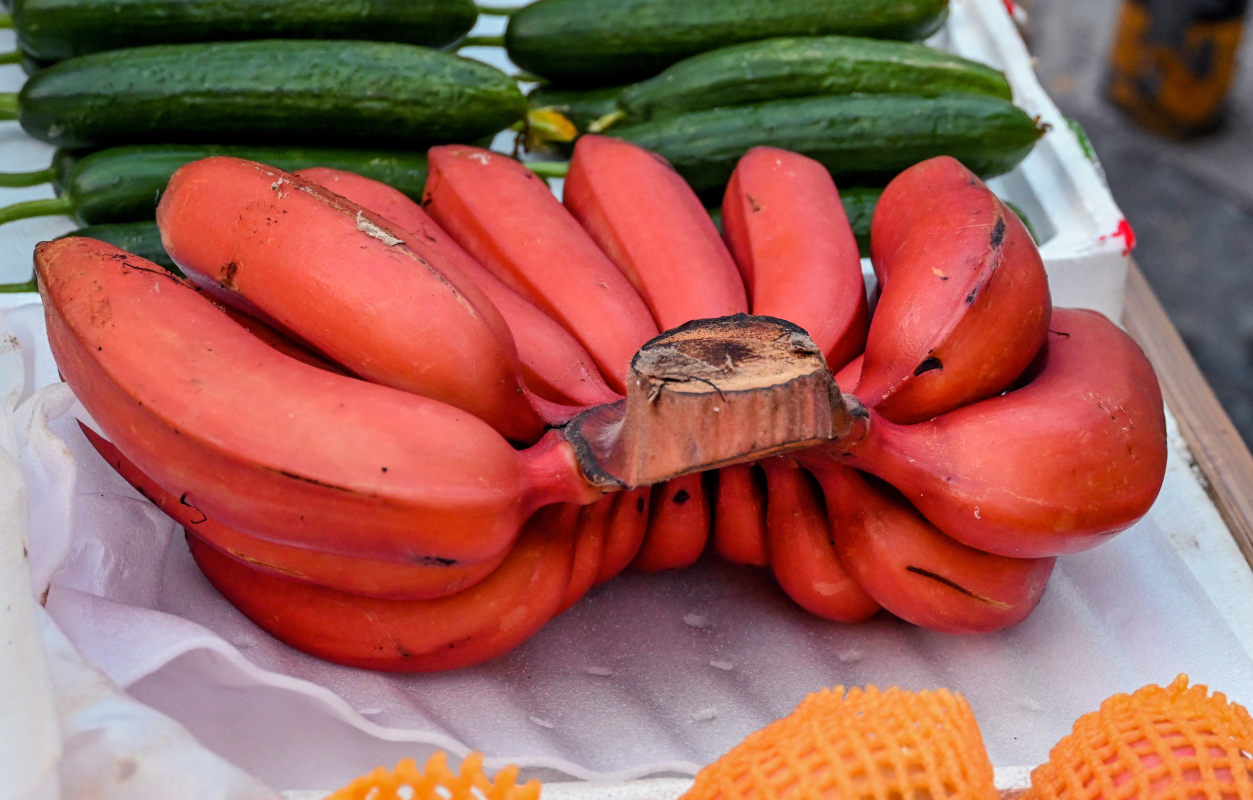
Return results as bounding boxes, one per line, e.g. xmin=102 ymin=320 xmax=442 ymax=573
xmin=0 ymin=2 xmax=1238 ymax=799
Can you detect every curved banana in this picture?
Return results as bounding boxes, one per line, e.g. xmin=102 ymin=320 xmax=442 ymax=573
xmin=186 ymin=503 xmax=580 ymax=672
xmin=721 ymin=146 xmax=869 ymax=371
xmin=37 ymin=237 xmax=603 ymax=567
xmin=81 ymin=424 xmax=509 ymax=600
xmin=809 ymin=461 xmax=1056 ymax=633
xmin=762 ymin=459 xmax=880 ymax=623
xmin=631 ymin=473 xmax=712 ymax=572
xmin=710 ymin=463 xmax=769 ymax=567
xmin=563 ymin=134 xmax=748 ymax=330
xmin=423 ymin=144 xmax=659 ymax=392
xmin=156 ymin=155 xmax=573 ymax=443
xmin=855 ymin=156 xmax=1052 ymax=423
xmin=808 ymin=308 xmax=1168 ymax=558
xmin=296 ymin=165 xmax=619 ymax=408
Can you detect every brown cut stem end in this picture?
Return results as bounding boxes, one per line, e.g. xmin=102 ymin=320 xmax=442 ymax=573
xmin=565 ymin=315 xmax=853 ymax=488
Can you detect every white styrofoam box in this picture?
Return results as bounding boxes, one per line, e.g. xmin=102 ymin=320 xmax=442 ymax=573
xmin=940 ymin=0 xmax=1133 ymax=321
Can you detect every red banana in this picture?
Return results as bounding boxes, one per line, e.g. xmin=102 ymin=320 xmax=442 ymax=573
xmin=156 ymin=156 xmax=573 ymax=443
xmin=186 ymin=503 xmax=580 ymax=672
xmin=295 ymin=165 xmax=619 ymax=408
xmin=37 ymin=237 xmax=603 ymax=567
xmin=721 ymin=146 xmax=869 ymax=371
xmin=809 ymin=461 xmax=1056 ymax=633
xmin=423 ymin=144 xmax=659 ymax=392
xmin=762 ymin=459 xmax=881 ymax=623
xmin=563 ymin=134 xmax=748 ymax=329
xmin=809 ymin=308 xmax=1168 ymax=558
xmin=710 ymin=463 xmax=769 ymax=568
xmin=631 ymin=473 xmax=712 ymax=572
xmin=80 ymin=424 xmax=508 ymax=600
xmin=855 ymin=156 xmax=1052 ymax=423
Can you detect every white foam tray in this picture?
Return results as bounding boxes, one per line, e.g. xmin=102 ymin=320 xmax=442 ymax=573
xmin=0 ymin=2 xmax=1220 ymax=799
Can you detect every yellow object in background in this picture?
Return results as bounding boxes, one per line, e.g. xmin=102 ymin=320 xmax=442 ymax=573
xmin=1107 ymin=0 xmax=1248 ymax=137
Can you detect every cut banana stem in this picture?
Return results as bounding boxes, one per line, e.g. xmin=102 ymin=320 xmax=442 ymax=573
xmin=565 ymin=315 xmax=853 ymax=488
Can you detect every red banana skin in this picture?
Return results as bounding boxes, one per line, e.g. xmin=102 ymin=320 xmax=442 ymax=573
xmin=37 ymin=237 xmax=602 ymax=567
xmin=856 ymin=156 xmax=1052 ymax=423
xmin=157 ymin=156 xmax=558 ymax=443
xmin=808 ymin=461 xmax=1056 ymax=633
xmin=295 ymin=166 xmax=619 ymax=409
xmin=564 ymin=134 xmax=749 ymax=330
xmin=80 ymin=424 xmax=510 ymax=600
xmin=711 ymin=463 xmax=769 ymax=567
xmin=595 ymin=486 xmax=652 ymax=585
xmin=810 ymin=308 xmax=1168 ymax=558
xmin=762 ymin=459 xmax=881 ymax=623
xmin=721 ymin=146 xmax=869 ymax=371
xmin=186 ymin=503 xmax=581 ymax=673
xmin=423 ymin=144 xmax=659 ymax=393
xmin=632 ymin=473 xmax=712 ymax=572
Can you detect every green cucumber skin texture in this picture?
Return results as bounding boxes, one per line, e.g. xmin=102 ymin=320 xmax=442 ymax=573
xmin=611 ymin=93 xmax=1044 ymax=200
xmin=17 ymin=40 xmax=527 ymax=149
xmin=61 ymin=221 xmax=178 ymax=271
xmin=618 ymin=35 xmax=1012 ymax=121
xmin=506 ymin=0 xmax=950 ymax=85
xmin=59 ymin=144 xmax=430 ymax=225
xmin=12 ymin=0 xmax=478 ymax=61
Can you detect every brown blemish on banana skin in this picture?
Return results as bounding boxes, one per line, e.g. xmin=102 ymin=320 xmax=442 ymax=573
xmin=906 ymin=565 xmax=1011 ymax=609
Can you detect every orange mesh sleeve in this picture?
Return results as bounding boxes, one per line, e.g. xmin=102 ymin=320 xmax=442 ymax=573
xmin=680 ymin=684 xmax=998 ymax=800
xmin=1028 ymin=675 xmax=1253 ymax=800
xmin=324 ymin=751 xmax=542 ymax=800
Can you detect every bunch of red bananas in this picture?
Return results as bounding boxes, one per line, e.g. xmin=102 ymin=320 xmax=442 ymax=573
xmin=35 ymin=136 xmax=1168 ymax=672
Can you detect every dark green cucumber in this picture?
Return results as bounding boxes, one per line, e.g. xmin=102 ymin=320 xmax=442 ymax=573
xmin=0 ymin=144 xmax=430 ymax=227
xmin=610 ymin=93 xmax=1046 ymax=201
xmin=608 ymin=35 xmax=1011 ymax=126
xmin=60 ymin=221 xmax=178 ymax=271
xmin=505 ymin=0 xmax=950 ymax=85
xmin=10 ymin=0 xmax=478 ymax=61
xmin=7 ymin=39 xmax=527 ymax=149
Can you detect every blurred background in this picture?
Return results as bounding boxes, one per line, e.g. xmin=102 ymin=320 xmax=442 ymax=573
xmin=1027 ymin=0 xmax=1253 ymax=447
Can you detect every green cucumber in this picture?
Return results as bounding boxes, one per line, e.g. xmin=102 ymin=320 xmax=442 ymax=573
xmin=609 ymin=93 xmax=1046 ymax=201
xmin=505 ymin=0 xmax=950 ymax=85
xmin=10 ymin=0 xmax=478 ymax=61
xmin=3 ymin=39 xmax=527 ymax=149
xmin=604 ymin=35 xmax=1011 ymax=127
xmin=0 ymin=144 xmax=430 ymax=227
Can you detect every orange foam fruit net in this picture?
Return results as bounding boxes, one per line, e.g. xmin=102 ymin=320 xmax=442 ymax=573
xmin=323 ymin=750 xmax=540 ymax=800
xmin=681 ymin=684 xmax=998 ymax=800
xmin=1028 ymin=675 xmax=1253 ymax=800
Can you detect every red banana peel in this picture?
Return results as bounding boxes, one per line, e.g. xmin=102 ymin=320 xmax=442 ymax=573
xmin=809 ymin=308 xmax=1168 ymax=558
xmin=856 ymin=156 xmax=1052 ymax=423
xmin=564 ymin=134 xmax=748 ymax=329
xmin=721 ymin=146 xmax=869 ymax=371
xmin=808 ymin=461 xmax=1056 ymax=633
xmin=80 ymin=424 xmax=509 ymax=600
xmin=186 ymin=503 xmax=581 ymax=673
xmin=423 ymin=144 xmax=659 ymax=392
xmin=295 ymin=165 xmax=619 ymax=409
xmin=37 ymin=237 xmax=603 ymax=567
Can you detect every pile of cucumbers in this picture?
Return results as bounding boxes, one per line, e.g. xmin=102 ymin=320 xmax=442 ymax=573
xmin=0 ymin=0 xmax=1046 ymax=281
